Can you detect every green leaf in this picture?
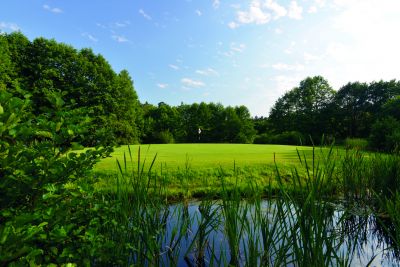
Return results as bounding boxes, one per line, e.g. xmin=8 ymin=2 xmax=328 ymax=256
xmin=0 ymin=224 xmax=11 ymax=244
xmin=56 ymin=121 xmax=63 ymax=132
xmin=36 ymin=130 xmax=53 ymax=139
xmin=0 ymin=103 xmax=3 ymax=114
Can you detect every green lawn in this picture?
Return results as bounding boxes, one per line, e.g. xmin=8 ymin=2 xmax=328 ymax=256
xmin=91 ymin=143 xmax=344 ymax=199
xmin=94 ymin=143 xmax=315 ymax=172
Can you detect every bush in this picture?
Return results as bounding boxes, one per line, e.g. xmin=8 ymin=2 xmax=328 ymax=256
xmin=344 ymin=138 xmax=368 ymax=150
xmin=253 ymin=131 xmax=305 ymax=145
xmin=369 ymin=116 xmax=400 ymax=152
xmin=0 ymin=90 xmax=119 ymax=265
xmin=253 ymin=133 xmax=272 ymax=144
xmin=153 ymin=130 xmax=175 ymax=144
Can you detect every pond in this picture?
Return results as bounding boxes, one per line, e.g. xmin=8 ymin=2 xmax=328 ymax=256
xmin=149 ymin=199 xmax=400 ymax=266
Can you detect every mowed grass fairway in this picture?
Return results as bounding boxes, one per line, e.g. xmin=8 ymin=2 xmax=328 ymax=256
xmin=94 ymin=143 xmax=315 ymax=172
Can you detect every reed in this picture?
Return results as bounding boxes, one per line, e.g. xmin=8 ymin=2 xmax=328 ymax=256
xmin=95 ymin=145 xmax=400 ymax=266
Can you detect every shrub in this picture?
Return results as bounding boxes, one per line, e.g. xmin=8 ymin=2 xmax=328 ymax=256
xmin=0 ymin=90 xmax=117 ymax=265
xmin=344 ymin=138 xmax=368 ymax=150
xmin=253 ymin=133 xmax=272 ymax=144
xmin=369 ymin=116 xmax=400 ymax=152
xmin=153 ymin=130 xmax=175 ymax=143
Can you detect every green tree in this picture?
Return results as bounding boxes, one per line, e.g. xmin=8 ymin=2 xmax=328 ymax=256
xmin=269 ymin=76 xmax=335 ymax=142
xmin=2 ymin=33 xmax=142 ymax=146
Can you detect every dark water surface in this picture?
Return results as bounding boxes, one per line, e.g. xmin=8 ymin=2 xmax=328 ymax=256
xmin=156 ymin=200 xmax=400 ymax=267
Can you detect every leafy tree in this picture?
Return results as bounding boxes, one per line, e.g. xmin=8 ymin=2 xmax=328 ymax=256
xmin=333 ymin=80 xmax=400 ymax=139
xmin=382 ymin=96 xmax=400 ymax=120
xmin=269 ymin=76 xmax=335 ymax=142
xmin=110 ymin=70 xmax=142 ymax=144
xmin=2 ymin=32 xmax=142 ymax=146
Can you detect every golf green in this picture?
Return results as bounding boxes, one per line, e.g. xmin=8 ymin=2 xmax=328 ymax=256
xmin=94 ymin=143 xmax=314 ymax=172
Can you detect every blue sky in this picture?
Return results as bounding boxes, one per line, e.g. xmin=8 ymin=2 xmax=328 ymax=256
xmin=1 ymin=0 xmax=400 ymax=116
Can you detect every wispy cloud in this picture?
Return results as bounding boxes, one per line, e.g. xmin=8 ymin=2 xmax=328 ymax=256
xmin=288 ymin=1 xmax=303 ymax=20
xmin=213 ymin=0 xmax=220 ymax=9
xmin=114 ymin=21 xmax=130 ymax=28
xmin=222 ymin=42 xmax=246 ymax=57
xmin=0 ymin=22 xmax=20 ymax=31
xmin=308 ymin=6 xmax=318 ymax=13
xmin=112 ymin=34 xmax=129 ymax=43
xmin=43 ymin=4 xmax=63 ymax=14
xmin=304 ymin=52 xmax=321 ymax=62
xmin=228 ymin=22 xmax=239 ymax=29
xmin=169 ymin=64 xmax=180 ymax=70
xmin=139 ymin=9 xmax=152 ymax=20
xmin=284 ymin=41 xmax=296 ymax=54
xmin=230 ymin=43 xmax=246 ymax=53
xmin=196 ymin=68 xmax=219 ymax=76
xmin=272 ymin=75 xmax=303 ymax=94
xmin=181 ymin=78 xmax=205 ymax=88
xmin=272 ymin=63 xmax=305 ymax=71
xmin=82 ymin=32 xmax=98 ymax=42
xmin=195 ymin=9 xmax=202 ymax=16
xmin=157 ymin=83 xmax=168 ymax=89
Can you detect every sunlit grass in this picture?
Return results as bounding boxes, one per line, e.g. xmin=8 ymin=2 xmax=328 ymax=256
xmin=94 ymin=143 xmax=316 ymax=172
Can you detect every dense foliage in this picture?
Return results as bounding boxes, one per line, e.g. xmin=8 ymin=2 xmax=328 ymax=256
xmin=265 ymin=77 xmax=400 ymax=151
xmin=1 ymin=32 xmax=142 ymax=146
xmin=142 ymin=102 xmax=256 ymax=144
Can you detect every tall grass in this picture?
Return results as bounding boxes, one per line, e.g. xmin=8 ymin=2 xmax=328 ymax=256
xmin=96 ymin=145 xmax=400 ymax=266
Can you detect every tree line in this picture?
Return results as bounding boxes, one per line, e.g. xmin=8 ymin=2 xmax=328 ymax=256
xmin=1 ymin=32 xmax=399 ymax=151
xmin=262 ymin=76 xmax=400 ymax=151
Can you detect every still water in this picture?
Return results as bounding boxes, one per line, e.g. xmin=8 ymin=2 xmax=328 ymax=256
xmin=154 ymin=200 xmax=400 ymax=266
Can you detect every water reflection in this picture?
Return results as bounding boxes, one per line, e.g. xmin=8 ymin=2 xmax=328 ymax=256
xmin=155 ymin=199 xmax=400 ymax=266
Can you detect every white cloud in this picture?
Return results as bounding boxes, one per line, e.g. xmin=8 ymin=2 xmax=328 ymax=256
xmin=115 ymin=21 xmax=130 ymax=28
xmin=0 ymin=22 xmax=20 ymax=32
xmin=43 ymin=4 xmax=63 ymax=14
xmin=314 ymin=0 xmax=326 ymax=7
xmin=283 ymin=41 xmax=296 ymax=54
xmin=169 ymin=64 xmax=180 ymax=70
xmin=195 ymin=9 xmax=202 ymax=16
xmin=272 ymin=75 xmax=303 ymax=94
xmin=213 ymin=0 xmax=220 ymax=9
xmin=315 ymin=0 xmax=400 ymax=88
xmin=228 ymin=0 xmax=293 ymax=28
xmin=196 ymin=68 xmax=219 ymax=76
xmin=304 ymin=52 xmax=321 ymax=62
xmin=82 ymin=33 xmax=98 ymax=42
xmin=230 ymin=43 xmax=246 ymax=53
xmin=222 ymin=43 xmax=246 ymax=57
xmin=139 ymin=9 xmax=152 ymax=20
xmin=228 ymin=22 xmax=239 ymax=29
xmin=181 ymin=78 xmax=205 ymax=88
xmin=264 ymin=0 xmax=287 ymax=19
xmin=272 ymin=63 xmax=305 ymax=71
xmin=288 ymin=1 xmax=303 ymax=20
xmin=112 ymin=35 xmax=129 ymax=43
xmin=275 ymin=28 xmax=283 ymax=34
xmin=308 ymin=6 xmax=317 ymax=13
xmin=157 ymin=83 xmax=168 ymax=89
xmin=237 ymin=1 xmax=271 ymax=25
